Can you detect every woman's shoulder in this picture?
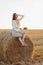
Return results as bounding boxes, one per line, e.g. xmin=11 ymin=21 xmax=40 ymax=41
xmin=12 ymin=20 xmax=16 ymax=22
xmin=12 ymin=20 xmax=17 ymax=24
xmin=12 ymin=20 xmax=16 ymax=23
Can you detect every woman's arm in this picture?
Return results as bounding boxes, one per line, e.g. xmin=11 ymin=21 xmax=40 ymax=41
xmin=17 ymin=14 xmax=24 ymax=21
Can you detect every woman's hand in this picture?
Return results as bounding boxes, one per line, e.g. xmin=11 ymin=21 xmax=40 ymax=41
xmin=17 ymin=14 xmax=24 ymax=21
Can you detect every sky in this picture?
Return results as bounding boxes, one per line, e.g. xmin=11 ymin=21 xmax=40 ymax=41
xmin=0 ymin=0 xmax=43 ymax=29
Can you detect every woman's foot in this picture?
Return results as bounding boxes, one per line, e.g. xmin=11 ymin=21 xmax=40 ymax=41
xmin=22 ymin=43 xmax=27 ymax=46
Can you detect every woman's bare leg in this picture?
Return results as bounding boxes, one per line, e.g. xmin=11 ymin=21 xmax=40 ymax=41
xmin=19 ymin=37 xmax=27 ymax=46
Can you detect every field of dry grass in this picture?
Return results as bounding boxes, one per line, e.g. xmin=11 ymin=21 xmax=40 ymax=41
xmin=28 ymin=30 xmax=43 ymax=59
xmin=0 ymin=29 xmax=43 ymax=65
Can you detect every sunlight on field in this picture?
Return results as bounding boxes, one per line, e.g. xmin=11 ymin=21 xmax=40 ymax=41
xmin=28 ymin=30 xmax=43 ymax=58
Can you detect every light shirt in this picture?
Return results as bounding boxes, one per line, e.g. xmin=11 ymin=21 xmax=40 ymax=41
xmin=12 ymin=20 xmax=22 ymax=36
xmin=12 ymin=20 xmax=20 ymax=31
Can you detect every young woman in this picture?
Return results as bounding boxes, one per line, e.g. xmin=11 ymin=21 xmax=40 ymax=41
xmin=12 ymin=13 xmax=27 ymax=46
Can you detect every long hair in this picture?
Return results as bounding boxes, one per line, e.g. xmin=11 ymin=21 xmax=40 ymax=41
xmin=12 ymin=13 xmax=17 ymax=20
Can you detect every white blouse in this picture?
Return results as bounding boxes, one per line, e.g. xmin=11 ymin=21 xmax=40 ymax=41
xmin=12 ymin=20 xmax=22 ymax=36
xmin=12 ymin=20 xmax=20 ymax=31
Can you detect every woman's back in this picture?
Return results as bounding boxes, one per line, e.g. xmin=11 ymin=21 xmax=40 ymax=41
xmin=12 ymin=20 xmax=20 ymax=31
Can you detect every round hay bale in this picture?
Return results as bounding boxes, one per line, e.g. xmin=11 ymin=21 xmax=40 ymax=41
xmin=0 ymin=31 xmax=34 ymax=64
xmin=0 ymin=31 xmax=12 ymax=62
xmin=6 ymin=35 xmax=34 ymax=63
